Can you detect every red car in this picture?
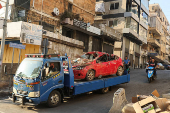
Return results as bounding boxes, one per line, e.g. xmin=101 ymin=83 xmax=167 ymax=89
xmin=73 ymin=51 xmax=124 ymax=81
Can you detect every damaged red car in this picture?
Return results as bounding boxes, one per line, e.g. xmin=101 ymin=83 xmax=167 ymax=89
xmin=73 ymin=51 xmax=124 ymax=81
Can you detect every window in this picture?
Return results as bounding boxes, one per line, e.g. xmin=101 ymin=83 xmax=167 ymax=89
xmin=163 ymin=17 xmax=164 ymax=22
xmin=109 ymin=19 xmax=118 ymax=27
xmin=110 ymin=3 xmax=119 ymax=10
xmin=68 ymin=3 xmax=73 ymax=12
xmin=140 ymin=10 xmax=148 ymax=25
xmin=131 ymin=0 xmax=139 ymax=17
xmin=43 ymin=62 xmax=61 ymax=80
xmin=40 ymin=22 xmax=54 ymax=32
xmin=141 ymin=0 xmax=149 ymax=10
xmin=165 ymin=21 xmax=166 ymax=25
xmin=126 ymin=17 xmax=138 ymax=33
xmin=97 ymin=54 xmax=108 ymax=63
xmin=152 ymin=6 xmax=154 ymax=10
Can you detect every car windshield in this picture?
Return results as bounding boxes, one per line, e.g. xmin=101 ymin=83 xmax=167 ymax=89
xmin=16 ymin=59 xmax=43 ymax=78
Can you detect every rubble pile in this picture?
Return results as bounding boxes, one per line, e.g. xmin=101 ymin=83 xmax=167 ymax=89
xmin=109 ymin=88 xmax=170 ymax=113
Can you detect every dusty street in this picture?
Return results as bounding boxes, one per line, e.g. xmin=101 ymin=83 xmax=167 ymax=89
xmin=0 ymin=69 xmax=170 ymax=113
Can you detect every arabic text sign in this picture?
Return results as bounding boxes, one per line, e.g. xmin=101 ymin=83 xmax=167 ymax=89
xmin=20 ymin=22 xmax=43 ymax=45
xmin=9 ymin=42 xmax=26 ymax=50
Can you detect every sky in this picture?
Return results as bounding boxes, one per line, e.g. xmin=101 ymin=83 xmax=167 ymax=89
xmin=149 ymin=0 xmax=170 ymax=23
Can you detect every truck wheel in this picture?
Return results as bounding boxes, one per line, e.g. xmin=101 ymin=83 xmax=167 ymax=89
xmin=86 ymin=70 xmax=95 ymax=81
xmin=99 ymin=87 xmax=109 ymax=94
xmin=47 ymin=90 xmax=61 ymax=108
xmin=116 ymin=66 xmax=124 ymax=76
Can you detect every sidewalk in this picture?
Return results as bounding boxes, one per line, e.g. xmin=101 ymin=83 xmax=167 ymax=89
xmin=0 ymin=88 xmax=12 ymax=98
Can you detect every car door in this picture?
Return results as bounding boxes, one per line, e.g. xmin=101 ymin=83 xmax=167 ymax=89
xmin=95 ymin=54 xmax=110 ymax=76
xmin=108 ymin=55 xmax=117 ymax=74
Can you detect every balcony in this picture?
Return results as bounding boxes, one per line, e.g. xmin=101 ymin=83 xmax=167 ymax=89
xmin=99 ymin=24 xmax=122 ymax=41
xmin=166 ymin=48 xmax=169 ymax=55
xmin=166 ymin=37 xmax=170 ymax=45
xmin=149 ymin=15 xmax=162 ymax=36
xmin=161 ymin=44 xmax=166 ymax=53
xmin=148 ymin=38 xmax=160 ymax=48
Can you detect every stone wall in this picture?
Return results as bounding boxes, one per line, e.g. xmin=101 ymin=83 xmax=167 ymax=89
xmin=30 ymin=0 xmax=95 ymax=24
xmin=0 ymin=63 xmax=18 ymax=82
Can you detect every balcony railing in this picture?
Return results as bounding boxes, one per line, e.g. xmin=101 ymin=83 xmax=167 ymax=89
xmin=166 ymin=48 xmax=169 ymax=55
xmin=149 ymin=15 xmax=162 ymax=36
xmin=99 ymin=24 xmax=122 ymax=41
xmin=148 ymin=38 xmax=160 ymax=47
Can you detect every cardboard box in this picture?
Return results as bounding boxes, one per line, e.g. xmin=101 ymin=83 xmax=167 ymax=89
xmin=132 ymin=96 xmax=161 ymax=113
xmin=156 ymin=98 xmax=169 ymax=111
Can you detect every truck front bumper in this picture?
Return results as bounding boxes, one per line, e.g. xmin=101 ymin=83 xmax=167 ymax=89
xmin=12 ymin=93 xmax=41 ymax=106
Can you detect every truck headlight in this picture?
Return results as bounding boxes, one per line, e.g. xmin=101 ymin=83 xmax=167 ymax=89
xmin=28 ymin=91 xmax=40 ymax=97
xmin=13 ymin=87 xmax=17 ymax=94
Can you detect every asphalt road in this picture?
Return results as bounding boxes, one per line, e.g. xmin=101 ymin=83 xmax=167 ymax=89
xmin=0 ymin=69 xmax=170 ymax=113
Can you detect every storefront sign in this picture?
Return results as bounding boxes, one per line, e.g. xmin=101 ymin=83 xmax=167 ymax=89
xmin=73 ymin=19 xmax=87 ymax=30
xmin=20 ymin=22 xmax=43 ymax=45
xmin=148 ymin=52 xmax=158 ymax=56
xmin=87 ymin=25 xmax=101 ymax=35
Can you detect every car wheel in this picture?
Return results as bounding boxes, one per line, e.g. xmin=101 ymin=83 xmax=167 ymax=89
xmin=116 ymin=66 xmax=124 ymax=76
xmin=86 ymin=70 xmax=95 ymax=81
xmin=47 ymin=90 xmax=61 ymax=108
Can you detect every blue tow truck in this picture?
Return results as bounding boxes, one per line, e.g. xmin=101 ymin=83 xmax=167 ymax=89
xmin=11 ymin=54 xmax=130 ymax=107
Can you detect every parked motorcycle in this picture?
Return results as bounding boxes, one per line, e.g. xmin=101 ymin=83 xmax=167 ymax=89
xmin=146 ymin=67 xmax=156 ymax=83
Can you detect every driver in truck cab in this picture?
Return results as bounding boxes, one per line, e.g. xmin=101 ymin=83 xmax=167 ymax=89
xmin=49 ymin=63 xmax=57 ymax=73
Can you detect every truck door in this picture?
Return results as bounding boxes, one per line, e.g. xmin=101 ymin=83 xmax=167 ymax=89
xmin=40 ymin=61 xmax=63 ymax=98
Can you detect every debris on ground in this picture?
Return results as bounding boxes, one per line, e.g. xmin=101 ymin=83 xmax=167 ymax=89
xmin=109 ymin=88 xmax=170 ymax=113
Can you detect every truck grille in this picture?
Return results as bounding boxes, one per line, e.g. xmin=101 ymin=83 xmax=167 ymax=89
xmin=17 ymin=90 xmax=28 ymax=95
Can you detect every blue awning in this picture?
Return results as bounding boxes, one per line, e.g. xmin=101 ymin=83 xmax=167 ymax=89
xmin=0 ymin=40 xmax=22 ymax=45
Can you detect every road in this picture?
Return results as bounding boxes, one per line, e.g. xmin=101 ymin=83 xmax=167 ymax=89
xmin=0 ymin=69 xmax=170 ymax=113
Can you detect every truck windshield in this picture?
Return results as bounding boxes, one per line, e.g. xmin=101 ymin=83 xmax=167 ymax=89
xmin=16 ymin=59 xmax=43 ymax=78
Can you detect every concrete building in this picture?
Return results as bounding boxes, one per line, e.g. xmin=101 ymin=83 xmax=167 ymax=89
xmin=95 ymin=0 xmax=149 ymax=68
xmin=146 ymin=4 xmax=170 ymax=64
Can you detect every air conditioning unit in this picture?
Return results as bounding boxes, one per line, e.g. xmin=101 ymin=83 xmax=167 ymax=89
xmin=68 ymin=0 xmax=73 ymax=3
xmin=20 ymin=33 xmax=26 ymax=43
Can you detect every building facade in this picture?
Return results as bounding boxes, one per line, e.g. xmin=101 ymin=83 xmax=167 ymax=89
xmin=146 ymin=4 xmax=170 ymax=64
xmin=95 ymin=0 xmax=149 ymax=68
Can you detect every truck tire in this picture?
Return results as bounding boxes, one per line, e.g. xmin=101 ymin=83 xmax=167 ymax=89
xmin=116 ymin=66 xmax=124 ymax=76
xmin=86 ymin=70 xmax=95 ymax=81
xmin=47 ymin=90 xmax=61 ymax=108
xmin=99 ymin=87 xmax=109 ymax=94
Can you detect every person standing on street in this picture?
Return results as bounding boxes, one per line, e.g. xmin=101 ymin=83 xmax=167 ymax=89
xmin=124 ymin=56 xmax=130 ymax=70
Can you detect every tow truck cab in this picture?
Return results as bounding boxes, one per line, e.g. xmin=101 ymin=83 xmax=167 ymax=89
xmin=12 ymin=54 xmax=73 ymax=107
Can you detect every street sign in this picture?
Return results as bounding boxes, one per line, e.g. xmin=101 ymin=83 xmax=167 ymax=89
xmin=9 ymin=42 xmax=26 ymax=50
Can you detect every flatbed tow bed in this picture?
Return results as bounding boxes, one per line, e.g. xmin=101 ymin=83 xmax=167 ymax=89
xmin=72 ymin=74 xmax=130 ymax=95
xmin=11 ymin=54 xmax=130 ymax=107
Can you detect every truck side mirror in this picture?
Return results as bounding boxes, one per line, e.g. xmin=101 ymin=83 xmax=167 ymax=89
xmin=4 ymin=65 xmax=7 ymax=75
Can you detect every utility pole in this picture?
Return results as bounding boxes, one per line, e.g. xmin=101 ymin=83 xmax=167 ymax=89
xmin=0 ymin=0 xmax=10 ymax=79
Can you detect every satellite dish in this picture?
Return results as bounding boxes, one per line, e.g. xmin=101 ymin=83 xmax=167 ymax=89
xmin=53 ymin=8 xmax=59 ymax=16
